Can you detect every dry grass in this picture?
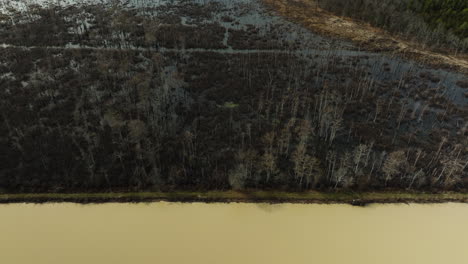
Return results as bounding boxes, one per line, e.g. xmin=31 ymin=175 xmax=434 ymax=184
xmin=262 ymin=0 xmax=468 ymax=74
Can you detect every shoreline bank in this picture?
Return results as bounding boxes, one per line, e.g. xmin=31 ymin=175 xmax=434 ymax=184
xmin=1 ymin=191 xmax=467 ymax=205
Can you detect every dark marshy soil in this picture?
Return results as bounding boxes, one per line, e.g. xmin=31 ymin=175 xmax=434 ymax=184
xmin=0 ymin=0 xmax=466 ymax=195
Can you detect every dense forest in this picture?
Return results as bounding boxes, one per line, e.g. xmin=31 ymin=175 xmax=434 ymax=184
xmin=318 ymin=0 xmax=468 ymax=53
xmin=0 ymin=0 xmax=467 ymax=193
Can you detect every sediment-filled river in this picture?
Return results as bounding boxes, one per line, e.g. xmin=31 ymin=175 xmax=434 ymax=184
xmin=1 ymin=202 xmax=468 ymax=264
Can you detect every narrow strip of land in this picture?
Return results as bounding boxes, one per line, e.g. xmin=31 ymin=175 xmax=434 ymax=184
xmin=1 ymin=191 xmax=467 ymax=205
xmin=0 ymin=43 xmax=379 ymax=57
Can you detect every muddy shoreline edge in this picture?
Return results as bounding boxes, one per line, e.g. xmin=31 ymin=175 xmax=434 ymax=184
xmin=1 ymin=191 xmax=467 ymax=206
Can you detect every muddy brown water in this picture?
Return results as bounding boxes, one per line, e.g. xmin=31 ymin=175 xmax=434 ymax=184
xmin=1 ymin=202 xmax=468 ymax=264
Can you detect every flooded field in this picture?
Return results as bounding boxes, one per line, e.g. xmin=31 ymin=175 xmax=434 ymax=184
xmin=1 ymin=2 xmax=466 ymax=262
xmin=1 ymin=202 xmax=468 ymax=264
xmin=0 ymin=0 xmax=466 ymax=191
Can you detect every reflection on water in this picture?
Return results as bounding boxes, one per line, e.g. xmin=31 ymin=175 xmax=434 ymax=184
xmin=1 ymin=202 xmax=468 ymax=264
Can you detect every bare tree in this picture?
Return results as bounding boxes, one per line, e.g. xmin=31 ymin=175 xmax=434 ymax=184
xmin=260 ymin=152 xmax=278 ymax=183
xmin=382 ymin=150 xmax=408 ymax=186
xmin=292 ymin=141 xmax=321 ymax=188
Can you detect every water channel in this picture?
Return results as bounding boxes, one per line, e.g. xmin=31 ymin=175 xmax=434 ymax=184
xmin=1 ymin=202 xmax=467 ymax=264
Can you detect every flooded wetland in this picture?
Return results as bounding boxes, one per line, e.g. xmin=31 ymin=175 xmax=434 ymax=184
xmin=0 ymin=0 xmax=466 ymax=192
xmin=1 ymin=1 xmax=468 ymax=263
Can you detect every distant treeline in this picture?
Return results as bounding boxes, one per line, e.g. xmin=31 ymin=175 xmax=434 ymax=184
xmin=409 ymin=0 xmax=468 ymax=39
xmin=318 ymin=0 xmax=468 ymax=53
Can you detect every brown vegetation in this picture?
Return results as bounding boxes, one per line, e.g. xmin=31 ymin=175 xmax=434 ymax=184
xmin=262 ymin=0 xmax=468 ymax=74
xmin=0 ymin=0 xmax=466 ymax=194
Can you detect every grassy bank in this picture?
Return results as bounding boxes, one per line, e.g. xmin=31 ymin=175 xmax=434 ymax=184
xmin=1 ymin=191 xmax=467 ymax=205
